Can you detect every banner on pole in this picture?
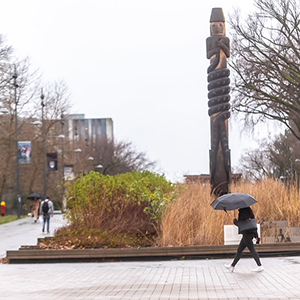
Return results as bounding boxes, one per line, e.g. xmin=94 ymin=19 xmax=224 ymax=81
xmin=18 ymin=141 xmax=32 ymax=164
xmin=64 ymin=165 xmax=74 ymax=181
xmin=47 ymin=153 xmax=58 ymax=171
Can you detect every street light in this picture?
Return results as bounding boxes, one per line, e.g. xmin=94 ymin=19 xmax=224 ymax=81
xmin=41 ymin=88 xmax=46 ymax=199
xmin=30 ymin=120 xmax=42 ymax=125
xmin=13 ymin=65 xmax=21 ymax=218
xmin=58 ymin=119 xmax=65 ymax=211
xmin=295 ymin=159 xmax=300 ymax=189
xmin=95 ymin=164 xmax=103 ymax=173
xmin=86 ymin=156 xmax=94 ymax=173
xmin=289 ymin=147 xmax=294 ymax=184
xmin=73 ymin=148 xmax=82 ymax=174
xmin=0 ymin=108 xmax=9 ymax=114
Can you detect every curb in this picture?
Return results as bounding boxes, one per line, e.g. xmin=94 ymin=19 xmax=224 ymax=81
xmin=6 ymin=242 xmax=300 ymax=264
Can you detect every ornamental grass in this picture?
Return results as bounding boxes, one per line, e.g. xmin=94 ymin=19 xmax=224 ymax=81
xmin=159 ymin=178 xmax=300 ymax=246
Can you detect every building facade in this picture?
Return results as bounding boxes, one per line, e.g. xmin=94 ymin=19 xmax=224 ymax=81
xmin=66 ymin=114 xmax=113 ymax=144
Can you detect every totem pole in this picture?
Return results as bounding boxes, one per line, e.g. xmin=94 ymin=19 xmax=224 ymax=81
xmin=206 ymin=8 xmax=231 ymax=197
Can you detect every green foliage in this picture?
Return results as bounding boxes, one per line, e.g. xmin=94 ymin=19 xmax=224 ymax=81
xmin=143 ymin=187 xmax=178 ymax=228
xmin=0 ymin=215 xmax=27 ymax=225
xmin=63 ymin=170 xmax=176 ymax=238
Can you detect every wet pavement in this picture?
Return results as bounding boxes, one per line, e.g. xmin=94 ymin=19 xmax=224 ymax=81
xmin=0 ymin=213 xmax=67 ymax=258
xmin=1 ymin=214 xmax=300 ymax=299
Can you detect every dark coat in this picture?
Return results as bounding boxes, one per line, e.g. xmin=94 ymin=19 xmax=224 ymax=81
xmin=234 ymin=207 xmax=258 ymax=237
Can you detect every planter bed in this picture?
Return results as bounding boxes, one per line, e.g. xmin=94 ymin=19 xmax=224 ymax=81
xmin=6 ymin=242 xmax=300 ymax=264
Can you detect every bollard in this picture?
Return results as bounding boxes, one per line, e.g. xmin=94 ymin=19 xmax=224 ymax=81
xmin=1 ymin=201 xmax=5 ymax=216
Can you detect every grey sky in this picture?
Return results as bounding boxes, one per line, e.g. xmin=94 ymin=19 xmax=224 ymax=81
xmin=0 ymin=0 xmax=260 ymax=181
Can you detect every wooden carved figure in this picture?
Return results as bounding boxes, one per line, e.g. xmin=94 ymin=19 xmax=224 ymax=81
xmin=206 ymin=7 xmax=231 ymax=196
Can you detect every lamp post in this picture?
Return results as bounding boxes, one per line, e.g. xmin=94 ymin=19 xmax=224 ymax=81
xmin=60 ymin=114 xmax=65 ymax=187
xmin=41 ymin=88 xmax=46 ymax=199
xmin=59 ymin=134 xmax=65 ymax=185
xmin=95 ymin=164 xmax=103 ymax=174
xmin=74 ymin=148 xmax=82 ymax=174
xmin=0 ymin=108 xmax=9 ymax=114
xmin=289 ymin=147 xmax=295 ymax=185
xmin=295 ymin=159 xmax=300 ymax=190
xmin=60 ymin=114 xmax=65 ymax=210
xmin=88 ymin=156 xmax=94 ymax=172
xmin=13 ymin=65 xmax=21 ymax=218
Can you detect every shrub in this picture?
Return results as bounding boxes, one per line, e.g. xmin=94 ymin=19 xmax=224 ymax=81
xmin=63 ymin=170 xmax=176 ymax=237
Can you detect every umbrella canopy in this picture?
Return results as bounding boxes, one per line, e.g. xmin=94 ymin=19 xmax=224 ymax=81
xmin=27 ymin=192 xmax=41 ymax=200
xmin=210 ymin=192 xmax=257 ymax=211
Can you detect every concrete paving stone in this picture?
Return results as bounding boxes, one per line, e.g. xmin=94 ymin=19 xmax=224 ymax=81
xmin=2 ymin=215 xmax=300 ymax=299
xmin=0 ymin=213 xmax=68 ymax=258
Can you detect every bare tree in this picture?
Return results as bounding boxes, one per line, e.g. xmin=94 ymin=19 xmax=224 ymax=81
xmin=237 ymin=129 xmax=300 ymax=181
xmin=26 ymin=81 xmax=72 ymax=196
xmin=0 ymin=35 xmax=72 ymax=212
xmin=238 ymin=145 xmax=271 ymax=181
xmin=0 ymin=37 xmax=43 ymax=205
xmin=229 ymin=0 xmax=300 ymax=139
xmin=79 ymin=138 xmax=156 ymax=176
xmin=103 ymin=140 xmax=156 ymax=175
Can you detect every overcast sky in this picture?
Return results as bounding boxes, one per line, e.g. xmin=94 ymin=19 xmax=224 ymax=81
xmin=0 ymin=0 xmax=270 ymax=182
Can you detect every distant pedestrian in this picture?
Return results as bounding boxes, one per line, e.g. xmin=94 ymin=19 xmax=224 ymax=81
xmin=31 ymin=198 xmax=41 ymax=223
xmin=40 ymin=196 xmax=54 ymax=233
xmin=225 ymin=207 xmax=264 ymax=272
xmin=0 ymin=201 xmax=5 ymax=216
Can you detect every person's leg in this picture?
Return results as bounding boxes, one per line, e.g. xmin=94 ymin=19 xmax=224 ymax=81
xmin=231 ymin=236 xmax=247 ymax=267
xmin=243 ymin=233 xmax=262 ymax=266
xmin=33 ymin=208 xmax=38 ymax=222
xmin=42 ymin=217 xmax=46 ymax=232
xmin=46 ymin=216 xmax=50 ymax=233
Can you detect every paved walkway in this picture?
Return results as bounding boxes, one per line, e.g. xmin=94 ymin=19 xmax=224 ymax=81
xmin=1 ymin=215 xmax=300 ymax=299
xmin=0 ymin=213 xmax=67 ymax=258
xmin=1 ymin=257 xmax=300 ymax=299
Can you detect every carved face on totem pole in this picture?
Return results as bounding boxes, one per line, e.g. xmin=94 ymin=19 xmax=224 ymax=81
xmin=210 ymin=21 xmax=225 ymax=36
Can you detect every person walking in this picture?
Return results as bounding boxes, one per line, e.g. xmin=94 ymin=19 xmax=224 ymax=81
xmin=225 ymin=207 xmax=264 ymax=272
xmin=31 ymin=198 xmax=41 ymax=223
xmin=40 ymin=196 xmax=54 ymax=233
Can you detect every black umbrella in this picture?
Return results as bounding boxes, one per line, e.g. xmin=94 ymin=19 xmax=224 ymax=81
xmin=210 ymin=192 xmax=257 ymax=211
xmin=27 ymin=192 xmax=41 ymax=200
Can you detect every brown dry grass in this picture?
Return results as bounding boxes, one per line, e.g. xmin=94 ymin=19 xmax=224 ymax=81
xmin=159 ymin=178 xmax=300 ymax=247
